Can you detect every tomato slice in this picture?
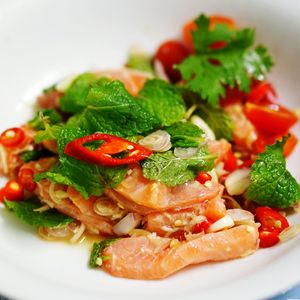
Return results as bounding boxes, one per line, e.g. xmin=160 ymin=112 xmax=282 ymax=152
xmin=0 ymin=127 xmax=25 ymax=148
xmin=258 ymin=230 xmax=280 ymax=248
xmin=195 ymin=171 xmax=212 ymax=184
xmin=3 ymin=180 xmax=24 ymax=202
xmin=255 ymin=206 xmax=289 ymax=233
xmin=154 ymin=40 xmax=189 ymax=82
xmin=182 ymin=16 xmax=236 ymax=53
xmin=18 ymin=168 xmax=36 ymax=192
xmin=245 ymin=102 xmax=298 ymax=136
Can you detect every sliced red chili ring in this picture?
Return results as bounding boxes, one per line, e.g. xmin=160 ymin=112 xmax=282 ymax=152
xmin=64 ymin=133 xmax=153 ymax=167
xmin=3 ymin=180 xmax=24 ymax=202
xmin=18 ymin=168 xmax=37 ymax=192
xmin=192 ymin=220 xmax=212 ymax=234
xmin=258 ymin=230 xmax=280 ymax=248
xmin=195 ymin=172 xmax=212 ymax=184
xmin=255 ymin=206 xmax=289 ymax=233
xmin=0 ymin=127 xmax=25 ymax=148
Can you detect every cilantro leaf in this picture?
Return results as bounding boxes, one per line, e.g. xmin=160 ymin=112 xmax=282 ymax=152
xmin=177 ymin=14 xmax=273 ymax=106
xmin=138 ymin=79 xmax=186 ymax=126
xmin=28 ymin=109 xmax=62 ymax=130
xmin=59 ymin=73 xmax=98 ymax=114
xmin=89 ymin=239 xmax=119 ymax=268
xmin=142 ymin=147 xmax=215 ymax=186
xmin=5 ymin=199 xmax=74 ymax=228
xmin=126 ymin=51 xmax=154 ymax=73
xmin=245 ymin=138 xmax=300 ymax=209
xmin=165 ymin=121 xmax=205 ymax=148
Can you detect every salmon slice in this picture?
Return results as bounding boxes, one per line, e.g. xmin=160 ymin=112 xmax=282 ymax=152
xmin=145 ymin=197 xmax=226 ymax=236
xmin=96 ymin=68 xmax=152 ymax=96
xmin=114 ymin=167 xmax=223 ymax=211
xmin=22 ymin=158 xmax=114 ymax=235
xmin=102 ymin=224 xmax=259 ymax=279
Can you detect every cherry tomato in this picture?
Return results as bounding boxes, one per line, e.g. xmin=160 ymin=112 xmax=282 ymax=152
xmin=192 ymin=220 xmax=212 ymax=234
xmin=182 ymin=16 xmax=236 ymax=52
xmin=154 ymin=40 xmax=189 ymax=82
xmin=283 ymin=133 xmax=298 ymax=157
xmin=3 ymin=180 xmax=24 ymax=202
xmin=0 ymin=127 xmax=25 ymax=148
xmin=195 ymin=171 xmax=212 ymax=184
xmin=245 ymin=102 xmax=298 ymax=137
xmin=255 ymin=206 xmax=289 ymax=233
xmin=258 ymin=230 xmax=280 ymax=248
xmin=223 ymin=149 xmax=238 ymax=172
xmin=18 ymin=168 xmax=36 ymax=192
xmin=246 ymin=82 xmax=277 ymax=104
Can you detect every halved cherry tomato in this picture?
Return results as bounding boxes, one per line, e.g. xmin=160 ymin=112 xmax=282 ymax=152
xmin=192 ymin=220 xmax=212 ymax=234
xmin=2 ymin=180 xmax=24 ymax=202
xmin=223 ymin=149 xmax=238 ymax=172
xmin=258 ymin=230 xmax=280 ymax=248
xmin=182 ymin=16 xmax=236 ymax=52
xmin=154 ymin=40 xmax=189 ymax=82
xmin=195 ymin=171 xmax=212 ymax=184
xmin=283 ymin=133 xmax=298 ymax=157
xmin=246 ymin=82 xmax=277 ymax=104
xmin=245 ymin=102 xmax=298 ymax=137
xmin=0 ymin=127 xmax=25 ymax=148
xmin=255 ymin=206 xmax=289 ymax=233
xmin=18 ymin=168 xmax=36 ymax=192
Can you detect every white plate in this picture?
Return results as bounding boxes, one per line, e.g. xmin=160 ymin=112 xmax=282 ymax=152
xmin=0 ymin=0 xmax=299 ymax=299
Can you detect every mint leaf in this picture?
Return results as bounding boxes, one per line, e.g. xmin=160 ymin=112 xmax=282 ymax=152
xmin=138 ymin=79 xmax=186 ymax=126
xmin=89 ymin=239 xmax=119 ymax=268
xmin=195 ymin=103 xmax=233 ymax=140
xmin=5 ymin=199 xmax=74 ymax=228
xmin=165 ymin=121 xmax=205 ymax=148
xmin=20 ymin=149 xmax=52 ymax=163
xmin=28 ymin=109 xmax=62 ymax=130
xmin=142 ymin=147 xmax=215 ymax=186
xmin=126 ymin=51 xmax=154 ymax=73
xmin=34 ymin=124 xmax=63 ymax=143
xmin=177 ymin=14 xmax=273 ymax=106
xmin=59 ymin=73 xmax=98 ymax=114
xmin=245 ymin=138 xmax=300 ymax=209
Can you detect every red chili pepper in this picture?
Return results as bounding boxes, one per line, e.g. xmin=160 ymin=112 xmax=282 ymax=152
xmin=64 ymin=133 xmax=153 ymax=167
xmin=255 ymin=206 xmax=289 ymax=233
xmin=246 ymin=82 xmax=277 ymax=104
xmin=18 ymin=168 xmax=36 ymax=192
xmin=192 ymin=220 xmax=212 ymax=234
xmin=240 ymin=159 xmax=254 ymax=168
xmin=195 ymin=171 xmax=212 ymax=184
xmin=258 ymin=230 xmax=280 ymax=248
xmin=0 ymin=127 xmax=25 ymax=148
xmin=0 ymin=188 xmax=5 ymax=203
xmin=2 ymin=180 xmax=24 ymax=202
xmin=223 ymin=150 xmax=238 ymax=172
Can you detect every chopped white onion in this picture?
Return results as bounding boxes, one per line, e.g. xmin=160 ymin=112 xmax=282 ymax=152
xmin=94 ymin=198 xmax=125 ymax=220
xmin=279 ymin=224 xmax=300 ymax=242
xmin=207 ymin=215 xmax=234 ymax=233
xmin=153 ymin=59 xmax=169 ymax=82
xmin=138 ymin=130 xmax=171 ymax=152
xmin=174 ymin=147 xmax=198 ymax=158
xmin=49 ymin=183 xmax=63 ymax=204
xmin=33 ymin=204 xmax=50 ymax=212
xmin=208 ymin=169 xmax=218 ymax=183
xmin=0 ymin=144 xmax=8 ymax=174
xmin=225 ymin=168 xmax=251 ymax=196
xmin=190 ymin=115 xmax=216 ymax=141
xmin=56 ymin=74 xmax=77 ymax=92
xmin=113 ymin=213 xmax=142 ymax=236
xmin=226 ymin=209 xmax=254 ymax=225
xmin=69 ymin=223 xmax=86 ymax=244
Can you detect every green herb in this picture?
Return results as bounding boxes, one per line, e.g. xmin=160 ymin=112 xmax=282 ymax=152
xmin=177 ymin=14 xmax=273 ymax=106
xmin=165 ymin=121 xmax=205 ymax=148
xmin=126 ymin=51 xmax=153 ymax=73
xmin=89 ymin=239 xmax=119 ymax=268
xmin=42 ymin=84 xmax=56 ymax=94
xmin=5 ymin=199 xmax=74 ymax=228
xmin=34 ymin=124 xmax=63 ymax=143
xmin=142 ymin=147 xmax=215 ymax=186
xmin=20 ymin=149 xmax=52 ymax=163
xmin=59 ymin=73 xmax=98 ymax=114
xmin=245 ymin=137 xmax=300 ymax=209
xmin=138 ymin=79 xmax=186 ymax=126
xmin=28 ymin=109 xmax=62 ymax=130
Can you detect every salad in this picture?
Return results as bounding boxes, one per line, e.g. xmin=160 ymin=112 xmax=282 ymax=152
xmin=0 ymin=14 xmax=299 ymax=280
